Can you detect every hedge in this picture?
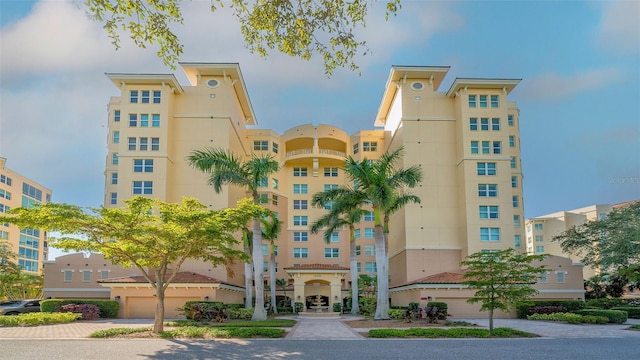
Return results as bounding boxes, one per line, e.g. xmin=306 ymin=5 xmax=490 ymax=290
xmin=516 ymin=300 xmax=585 ymax=319
xmin=586 ymin=298 xmax=625 ymax=309
xmin=40 ymin=299 xmax=119 ymax=318
xmin=610 ymin=307 xmax=640 ymax=319
xmin=575 ymin=309 xmax=628 ymax=324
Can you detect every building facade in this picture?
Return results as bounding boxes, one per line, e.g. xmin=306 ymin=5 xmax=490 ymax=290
xmin=0 ymin=157 xmax=52 ymax=274
xmin=96 ymin=63 xmax=581 ymax=317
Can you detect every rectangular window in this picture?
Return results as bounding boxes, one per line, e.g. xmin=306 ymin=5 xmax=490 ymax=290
xmin=511 ymin=176 xmax=518 ymax=188
xmin=129 ymin=113 xmax=137 ymax=127
xmin=114 ymin=110 xmax=120 ymax=122
xmin=257 ymin=194 xmax=268 ymax=204
xmin=508 ymin=115 xmax=514 ymax=126
xmin=272 ymin=194 xmax=278 ymax=205
xmin=272 ymin=142 xmax=279 ymax=153
xmin=365 ymin=262 xmax=377 ymax=273
xmin=363 ymin=141 xmax=377 ymax=151
xmin=128 ymin=137 xmax=137 ymax=151
xmin=0 ymin=175 xmax=12 ymax=186
xmin=478 ymin=184 xmax=498 ymax=197
xmin=330 ymin=232 xmax=339 ymax=243
xmin=356 ymin=245 xmax=361 ymax=256
xmin=293 ymin=248 xmax=308 ymax=258
xmin=112 ymin=153 xmax=119 ymax=165
xmin=491 ymin=95 xmax=499 ymax=108
xmin=152 ymin=114 xmax=160 ymax=127
xmin=556 ymin=272 xmax=566 ymax=283
xmin=130 ymin=90 xmax=138 ymax=103
xmin=364 ymin=245 xmax=375 ymax=256
xmin=535 ymin=235 xmax=544 ymax=242
xmin=140 ymin=114 xmax=149 ymax=127
xmin=514 ymin=235 xmax=521 ymax=248
xmin=535 ymin=245 xmax=545 ymax=254
xmin=110 ymin=192 xmax=117 ymax=205
xmin=482 ymin=141 xmax=490 ymax=154
xmin=82 ymin=270 xmax=92 ymax=282
xmin=479 ymin=95 xmax=488 ymax=108
xmin=468 ymin=95 xmax=477 ymax=108
xmin=493 ymin=141 xmax=501 ymax=154
xmin=257 ymin=177 xmax=268 ymax=187
xmin=510 ymin=156 xmax=517 ymax=169
xmin=293 ymin=216 xmax=308 ymax=226
xmin=357 ymin=262 xmax=361 ymax=273
xmin=534 ymin=223 xmax=543 ymax=231
xmin=132 ymin=181 xmax=153 ymax=195
xmin=324 ymin=167 xmax=339 ymax=177
xmin=63 ymin=270 xmax=73 ymax=282
xmin=514 ymin=215 xmax=520 ymax=227
xmin=99 ymin=270 xmax=110 ymax=280
xmin=491 ymin=118 xmax=500 ymax=131
xmin=293 ymin=167 xmax=308 ymax=177
xmin=0 ymin=190 xmax=10 ymax=200
xmin=470 ymin=141 xmax=479 ymax=154
xmin=139 ymin=137 xmax=148 ymax=151
xmin=293 ymin=200 xmax=308 ymax=210
xmin=364 ymin=228 xmax=375 ymax=238
xmin=253 ymin=140 xmax=268 ymax=151
xmin=479 ymin=205 xmax=499 ymax=219
xmin=324 ymin=184 xmax=338 ymax=191
xmin=153 ymin=90 xmax=161 ymax=103
xmin=480 ymin=227 xmax=500 ymax=241
xmin=470 ymin=118 xmax=478 ymax=131
xmin=477 ymin=162 xmax=496 ymax=176
xmin=272 ymin=179 xmax=279 ymax=190
xmin=324 ymin=248 xmax=339 ymax=258
xmin=293 ymin=184 xmax=308 ymax=194
xmin=294 ymin=231 xmax=308 ymax=242
xmin=480 ymin=118 xmax=489 ymax=131
xmin=324 ymin=201 xmax=334 ymax=210
xmin=354 ymin=229 xmax=361 ymax=239
xmin=113 ymin=131 xmax=120 ymax=144
xmin=352 ymin=143 xmax=359 ymax=154
xmin=512 ymin=195 xmax=519 ymax=208
xmin=111 ymin=173 xmax=118 ymax=185
xmin=538 ymin=272 xmax=548 ymax=283
xmin=141 ymin=90 xmax=150 ymax=103
xmin=364 ymin=211 xmax=374 ymax=222
xmin=509 ymin=136 xmax=515 ymax=148
xmin=151 ymin=138 xmax=159 ymax=151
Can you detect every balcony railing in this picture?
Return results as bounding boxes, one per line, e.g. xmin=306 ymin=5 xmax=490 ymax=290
xmin=285 ymin=148 xmax=346 ymax=158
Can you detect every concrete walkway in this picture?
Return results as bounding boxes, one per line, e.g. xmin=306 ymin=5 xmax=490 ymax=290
xmin=285 ymin=315 xmax=364 ymax=340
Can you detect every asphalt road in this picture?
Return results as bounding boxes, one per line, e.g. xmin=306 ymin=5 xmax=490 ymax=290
xmin=2 ymin=338 xmax=638 ymax=360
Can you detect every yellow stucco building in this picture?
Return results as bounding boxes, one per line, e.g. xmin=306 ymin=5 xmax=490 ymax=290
xmin=81 ymin=63 xmax=582 ymax=318
xmin=0 ymin=157 xmax=52 ymax=274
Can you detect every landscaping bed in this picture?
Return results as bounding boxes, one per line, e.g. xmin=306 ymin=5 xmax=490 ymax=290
xmin=343 ymin=318 xmax=476 ymax=329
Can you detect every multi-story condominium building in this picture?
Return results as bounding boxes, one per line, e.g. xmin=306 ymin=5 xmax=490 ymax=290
xmin=525 ymin=201 xmax=635 ymax=279
xmin=0 ymin=157 xmax=52 ymax=274
xmin=89 ymin=63 xmax=581 ymax=318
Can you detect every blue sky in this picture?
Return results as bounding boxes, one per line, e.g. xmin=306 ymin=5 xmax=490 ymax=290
xmin=1 ymin=1 xmax=639 ymax=227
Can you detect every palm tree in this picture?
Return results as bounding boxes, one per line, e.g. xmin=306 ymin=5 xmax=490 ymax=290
xmin=188 ymin=148 xmax=279 ymax=321
xmin=311 ymin=186 xmax=367 ymax=314
xmin=275 ymin=278 xmax=290 ymax=309
xmin=240 ymin=226 xmax=253 ymax=309
xmin=260 ymin=213 xmax=282 ymax=314
xmin=344 ymin=146 xmax=422 ymax=319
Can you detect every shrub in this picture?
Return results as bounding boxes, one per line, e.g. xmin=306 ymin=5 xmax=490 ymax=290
xmin=427 ymin=302 xmax=448 ymax=316
xmin=368 ymin=327 xmax=535 ymax=338
xmin=527 ymin=312 xmax=582 ymax=324
xmin=575 ymin=309 xmax=628 ymax=324
xmin=158 ymin=326 xmax=285 ymax=338
xmin=91 ymin=327 xmax=151 ymax=338
xmin=294 ymin=302 xmax=304 ymax=313
xmin=181 ymin=302 xmax=227 ymax=321
xmin=358 ymin=297 xmax=376 ymax=316
xmin=516 ymin=300 xmax=585 ymax=318
xmin=581 ymin=315 xmax=609 ymax=324
xmin=226 ymin=307 xmax=253 ymax=320
xmin=388 ymin=309 xmax=405 ymax=320
xmin=333 ymin=302 xmax=342 ymax=313
xmin=610 ymin=307 xmax=640 ymax=319
xmin=529 ymin=305 xmax=567 ymax=315
xmin=0 ymin=312 xmax=81 ymax=326
xmin=41 ymin=299 xmax=118 ymax=318
xmin=55 ymin=303 xmax=101 ymax=320
xmin=586 ymin=298 xmax=625 ymax=309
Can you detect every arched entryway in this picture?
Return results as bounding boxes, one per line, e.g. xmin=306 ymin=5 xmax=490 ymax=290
xmin=284 ymin=264 xmax=348 ymax=312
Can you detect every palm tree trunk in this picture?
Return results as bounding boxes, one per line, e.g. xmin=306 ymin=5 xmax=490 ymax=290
xmin=374 ymin=224 xmax=390 ymax=320
xmin=244 ymin=253 xmax=253 ymax=309
xmin=269 ymin=251 xmax=277 ymax=314
xmin=251 ymin=217 xmax=267 ymax=320
xmin=349 ymin=238 xmax=359 ymax=314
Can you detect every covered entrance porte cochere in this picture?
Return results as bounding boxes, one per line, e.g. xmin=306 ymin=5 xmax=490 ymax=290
xmin=284 ymin=264 xmax=349 ymax=313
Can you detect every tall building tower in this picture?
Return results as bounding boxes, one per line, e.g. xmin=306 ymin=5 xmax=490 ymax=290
xmin=0 ymin=157 xmax=52 ymax=274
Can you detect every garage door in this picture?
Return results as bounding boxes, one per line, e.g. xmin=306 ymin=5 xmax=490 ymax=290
xmin=127 ymin=297 xmax=199 ymax=318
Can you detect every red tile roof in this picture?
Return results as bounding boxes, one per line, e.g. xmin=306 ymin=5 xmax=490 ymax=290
xmin=97 ymin=271 xmax=232 ymax=286
xmin=283 ymin=264 xmax=350 ymax=271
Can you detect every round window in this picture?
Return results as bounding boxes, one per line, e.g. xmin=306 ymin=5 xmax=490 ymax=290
xmin=411 ymin=81 xmax=424 ymax=91
xmin=206 ymin=79 xmax=220 ymax=88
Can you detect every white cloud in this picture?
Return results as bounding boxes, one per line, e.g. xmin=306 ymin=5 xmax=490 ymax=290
xmin=597 ymin=1 xmax=640 ymax=54
xmin=518 ymin=67 xmax=624 ymax=101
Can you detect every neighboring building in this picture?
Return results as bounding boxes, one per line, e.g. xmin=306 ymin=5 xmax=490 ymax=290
xmin=525 ymin=200 xmax=637 ymax=279
xmin=63 ymin=62 xmax=580 ymax=318
xmin=0 ymin=157 xmax=52 ymax=274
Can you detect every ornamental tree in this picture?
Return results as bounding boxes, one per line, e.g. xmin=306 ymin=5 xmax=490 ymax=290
xmin=461 ymin=248 xmax=547 ymax=331
xmin=0 ymin=196 xmax=267 ymax=333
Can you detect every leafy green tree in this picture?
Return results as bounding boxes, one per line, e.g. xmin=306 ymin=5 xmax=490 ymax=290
xmin=275 ymin=278 xmax=290 ymax=309
xmin=461 ymin=248 xmax=547 ymax=331
xmin=0 ymin=272 xmax=43 ymax=300
xmin=584 ymin=275 xmax=607 ymax=300
xmin=555 ymin=202 xmax=640 ymax=281
xmin=260 ymin=214 xmax=282 ymax=315
xmin=311 ymin=187 xmax=367 ymax=314
xmin=358 ymin=273 xmax=377 ymax=299
xmin=85 ymin=0 xmax=401 ymax=74
xmin=343 ymin=146 xmax=422 ymax=319
xmin=0 ymin=197 xmax=265 ymax=333
xmin=188 ymin=148 xmax=279 ymax=321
